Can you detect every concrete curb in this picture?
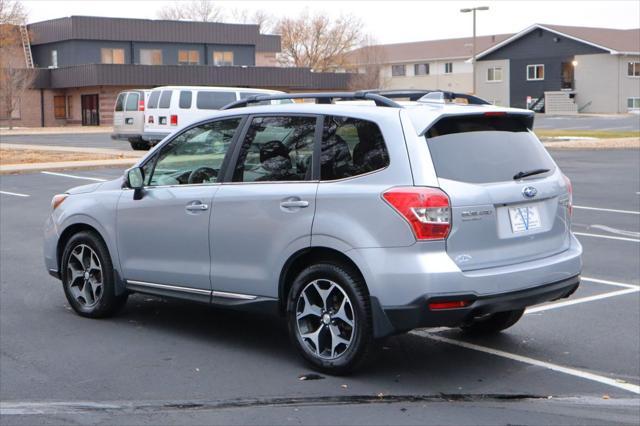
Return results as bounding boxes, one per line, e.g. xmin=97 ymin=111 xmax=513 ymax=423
xmin=0 ymin=127 xmax=111 ymax=136
xmin=0 ymin=158 xmax=137 ymax=175
xmin=1 ymin=143 xmax=142 ymax=157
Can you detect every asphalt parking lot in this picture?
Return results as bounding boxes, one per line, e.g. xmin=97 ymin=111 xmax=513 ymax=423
xmin=0 ymin=149 xmax=639 ymax=424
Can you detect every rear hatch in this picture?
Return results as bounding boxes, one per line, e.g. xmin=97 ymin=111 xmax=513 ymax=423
xmin=425 ymin=113 xmax=571 ymax=271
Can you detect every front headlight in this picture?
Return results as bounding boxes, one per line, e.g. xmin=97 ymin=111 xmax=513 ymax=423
xmin=51 ymin=194 xmax=68 ymax=210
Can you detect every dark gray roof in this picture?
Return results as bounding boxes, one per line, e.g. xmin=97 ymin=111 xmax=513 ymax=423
xmin=33 ymin=64 xmax=353 ymax=90
xmin=28 ymin=16 xmax=281 ymax=52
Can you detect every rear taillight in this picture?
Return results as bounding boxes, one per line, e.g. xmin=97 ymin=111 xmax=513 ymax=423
xmin=138 ymin=99 xmax=145 ymax=111
xmin=382 ymin=187 xmax=451 ymax=240
xmin=148 ymin=115 xmax=154 ymax=124
xmin=563 ymin=174 xmax=573 ymax=216
xmin=484 ymin=111 xmax=507 ymax=117
xmin=428 ymin=300 xmax=471 ymax=310
xmin=170 ymin=115 xmax=178 ymax=126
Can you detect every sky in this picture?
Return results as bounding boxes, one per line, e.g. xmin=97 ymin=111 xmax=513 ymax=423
xmin=22 ymin=0 xmax=640 ymax=44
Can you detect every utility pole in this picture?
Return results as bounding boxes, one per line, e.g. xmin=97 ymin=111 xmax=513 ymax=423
xmin=460 ymin=6 xmax=489 ymax=94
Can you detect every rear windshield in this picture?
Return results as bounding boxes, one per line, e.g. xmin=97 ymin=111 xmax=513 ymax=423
xmin=147 ymin=91 xmax=160 ymax=109
xmin=196 ymin=91 xmax=237 ymax=109
xmin=426 ymin=116 xmax=555 ymax=184
xmin=114 ymin=93 xmax=125 ymax=112
xmin=124 ymin=92 xmax=139 ymax=111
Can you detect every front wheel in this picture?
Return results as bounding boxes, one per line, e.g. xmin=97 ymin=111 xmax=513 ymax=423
xmin=460 ymin=309 xmax=525 ymax=335
xmin=286 ymin=263 xmax=373 ymax=375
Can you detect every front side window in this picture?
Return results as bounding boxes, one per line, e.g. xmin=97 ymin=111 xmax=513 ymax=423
xmin=196 ymin=91 xmax=237 ymax=109
xmin=627 ymin=97 xmax=640 ymax=110
xmin=527 ymin=64 xmax=545 ymax=80
xmin=391 ymin=65 xmax=406 ymax=77
xmin=487 ymin=67 xmax=503 ymax=82
xmin=233 ymin=116 xmax=316 ymax=182
xmin=140 ymin=49 xmax=163 ymax=65
xmin=146 ymin=118 xmax=242 ymax=186
xmin=321 ymin=116 xmax=389 ymax=181
xmin=212 ymin=51 xmax=234 ymax=66
xmin=101 ymin=48 xmax=125 ymax=64
xmin=444 ymin=62 xmax=453 ymax=74
xmin=124 ymin=92 xmax=139 ymax=111
xmin=178 ymin=49 xmax=200 ymax=65
xmin=54 ymin=95 xmax=66 ymax=119
xmin=114 ymin=93 xmax=126 ymax=112
xmin=414 ymin=63 xmax=429 ymax=75
xmin=628 ymin=62 xmax=640 ymax=77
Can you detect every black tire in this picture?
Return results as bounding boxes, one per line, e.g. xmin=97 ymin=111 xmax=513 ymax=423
xmin=460 ymin=309 xmax=525 ymax=335
xmin=286 ymin=262 xmax=373 ymax=375
xmin=129 ymin=140 xmax=149 ymax=151
xmin=61 ymin=231 xmax=128 ymax=318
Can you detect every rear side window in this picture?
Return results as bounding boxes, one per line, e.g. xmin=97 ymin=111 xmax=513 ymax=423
xmin=158 ymin=90 xmax=173 ymax=108
xmin=124 ymin=92 xmax=139 ymax=111
xmin=179 ymin=91 xmax=192 ymax=109
xmin=147 ymin=91 xmax=160 ymax=109
xmin=426 ymin=115 xmax=555 ymax=184
xmin=320 ymin=116 xmax=389 ymax=181
xmin=114 ymin=93 xmax=125 ymax=112
xmin=196 ymin=91 xmax=237 ymax=109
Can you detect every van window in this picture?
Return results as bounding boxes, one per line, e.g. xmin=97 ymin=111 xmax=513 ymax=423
xmin=159 ymin=91 xmax=173 ymax=109
xmin=124 ymin=92 xmax=139 ymax=111
xmin=147 ymin=91 xmax=160 ymax=109
xmin=179 ymin=91 xmax=192 ymax=109
xmin=114 ymin=93 xmax=125 ymax=112
xmin=196 ymin=91 xmax=236 ymax=110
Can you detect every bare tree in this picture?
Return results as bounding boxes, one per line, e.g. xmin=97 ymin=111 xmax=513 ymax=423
xmin=230 ymin=8 xmax=274 ymax=33
xmin=276 ymin=12 xmax=363 ymax=71
xmin=0 ymin=0 xmax=34 ymax=129
xmin=347 ymin=36 xmax=389 ymax=90
xmin=156 ymin=0 xmax=224 ymax=22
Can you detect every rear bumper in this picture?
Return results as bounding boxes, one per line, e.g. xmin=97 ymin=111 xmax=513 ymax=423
xmin=142 ymin=131 xmax=170 ymax=142
xmin=374 ymin=275 xmax=580 ymax=335
xmin=111 ymin=133 xmax=143 ymax=142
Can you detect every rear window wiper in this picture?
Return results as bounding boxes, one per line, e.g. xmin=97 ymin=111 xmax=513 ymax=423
xmin=513 ymin=168 xmax=550 ymax=180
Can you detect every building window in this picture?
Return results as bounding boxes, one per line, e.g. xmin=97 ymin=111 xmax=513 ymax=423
xmin=444 ymin=62 xmax=453 ymax=74
xmin=212 ymin=51 xmax=234 ymax=66
xmin=527 ymin=64 xmax=545 ymax=81
xmin=67 ymin=96 xmax=73 ymax=118
xmin=101 ymin=48 xmax=125 ymax=64
xmin=414 ymin=63 xmax=430 ymax=75
xmin=487 ymin=67 xmax=503 ymax=82
xmin=51 ymin=50 xmax=58 ymax=68
xmin=178 ymin=50 xmax=200 ymax=65
xmin=140 ymin=49 xmax=163 ymax=65
xmin=628 ymin=98 xmax=640 ymax=111
xmin=54 ymin=96 xmax=66 ymax=119
xmin=391 ymin=65 xmax=406 ymax=77
xmin=628 ymin=62 xmax=640 ymax=77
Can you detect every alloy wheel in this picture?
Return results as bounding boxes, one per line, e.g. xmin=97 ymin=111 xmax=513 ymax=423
xmin=66 ymin=244 xmax=103 ymax=308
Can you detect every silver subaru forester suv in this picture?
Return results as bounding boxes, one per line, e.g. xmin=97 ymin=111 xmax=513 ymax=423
xmin=44 ymin=91 xmax=582 ymax=374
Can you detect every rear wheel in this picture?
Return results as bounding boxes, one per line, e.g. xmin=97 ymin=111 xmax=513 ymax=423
xmin=61 ymin=231 xmax=128 ymax=318
xmin=129 ymin=139 xmax=149 ymax=150
xmin=460 ymin=309 xmax=525 ymax=335
xmin=286 ymin=263 xmax=373 ymax=375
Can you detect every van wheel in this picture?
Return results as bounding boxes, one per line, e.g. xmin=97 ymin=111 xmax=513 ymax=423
xmin=129 ymin=140 xmax=149 ymax=151
xmin=286 ymin=263 xmax=373 ymax=375
xmin=61 ymin=231 xmax=128 ymax=318
xmin=460 ymin=309 xmax=525 ymax=335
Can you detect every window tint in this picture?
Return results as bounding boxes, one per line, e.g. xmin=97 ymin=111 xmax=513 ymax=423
xmin=425 ymin=116 xmax=555 ymax=184
xmin=320 ymin=116 xmax=389 ymax=181
xmin=233 ymin=116 xmax=316 ymax=182
xmin=146 ymin=118 xmax=242 ymax=186
xmin=124 ymin=92 xmax=139 ymax=111
xmin=179 ymin=91 xmax=192 ymax=109
xmin=114 ymin=93 xmax=125 ymax=112
xmin=147 ymin=91 xmax=160 ymax=109
xmin=196 ymin=91 xmax=237 ymax=109
xmin=158 ymin=90 xmax=173 ymax=108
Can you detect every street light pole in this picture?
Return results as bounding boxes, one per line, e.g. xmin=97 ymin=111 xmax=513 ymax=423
xmin=461 ymin=6 xmax=489 ymax=94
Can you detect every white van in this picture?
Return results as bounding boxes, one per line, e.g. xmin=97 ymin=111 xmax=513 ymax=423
xmin=111 ymin=90 xmax=151 ymax=150
xmin=142 ymin=86 xmax=291 ymax=146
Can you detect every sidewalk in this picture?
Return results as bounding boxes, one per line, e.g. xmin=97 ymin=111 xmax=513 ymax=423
xmin=0 ymin=143 xmax=143 ymax=157
xmin=0 ymin=126 xmax=111 ymax=136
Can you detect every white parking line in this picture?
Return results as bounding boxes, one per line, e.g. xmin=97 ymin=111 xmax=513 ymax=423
xmin=41 ymin=171 xmax=107 ymax=182
xmin=574 ymin=232 xmax=639 ymax=243
xmin=573 ymin=205 xmax=640 ymax=215
xmin=590 ymin=225 xmax=640 ymax=238
xmin=582 ymin=277 xmax=638 ymax=289
xmin=414 ymin=332 xmax=640 ymax=395
xmin=526 ymin=287 xmax=639 ymax=314
xmin=0 ymin=190 xmax=30 ymax=197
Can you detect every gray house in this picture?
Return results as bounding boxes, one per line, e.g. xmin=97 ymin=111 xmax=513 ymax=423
xmin=474 ymin=24 xmax=640 ymax=114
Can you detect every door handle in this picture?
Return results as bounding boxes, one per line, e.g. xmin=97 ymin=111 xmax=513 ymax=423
xmin=185 ymin=201 xmax=209 ymax=212
xmin=280 ymin=200 xmax=309 ymax=208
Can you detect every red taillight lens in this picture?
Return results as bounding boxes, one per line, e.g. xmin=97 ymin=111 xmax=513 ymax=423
xmin=563 ymin=174 xmax=573 ymax=216
xmin=170 ymin=115 xmax=178 ymax=126
xmin=382 ymin=187 xmax=451 ymax=240
xmin=138 ymin=99 xmax=145 ymax=111
xmin=484 ymin=111 xmax=507 ymax=117
xmin=148 ymin=115 xmax=154 ymax=124
xmin=428 ymin=300 xmax=471 ymax=310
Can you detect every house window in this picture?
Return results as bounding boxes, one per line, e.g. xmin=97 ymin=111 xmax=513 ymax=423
xmin=487 ymin=67 xmax=503 ymax=82
xmin=414 ymin=63 xmax=430 ymax=75
xmin=444 ymin=62 xmax=453 ymax=74
xmin=51 ymin=50 xmax=58 ymax=68
xmin=212 ymin=51 xmax=234 ymax=66
xmin=527 ymin=64 xmax=545 ymax=80
xmin=628 ymin=62 xmax=640 ymax=77
xmin=101 ymin=48 xmax=125 ymax=64
xmin=628 ymin=98 xmax=640 ymax=110
xmin=54 ymin=96 xmax=66 ymax=119
xmin=178 ymin=50 xmax=200 ymax=65
xmin=140 ymin=49 xmax=163 ymax=65
xmin=391 ymin=65 xmax=406 ymax=77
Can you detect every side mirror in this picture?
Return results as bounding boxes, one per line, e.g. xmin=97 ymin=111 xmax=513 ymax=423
xmin=126 ymin=167 xmax=144 ymax=189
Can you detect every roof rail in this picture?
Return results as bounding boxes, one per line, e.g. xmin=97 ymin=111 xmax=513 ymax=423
xmin=358 ymin=89 xmax=490 ymax=105
xmin=220 ymin=91 xmax=402 ymax=110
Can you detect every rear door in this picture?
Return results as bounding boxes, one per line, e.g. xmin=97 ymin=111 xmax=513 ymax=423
xmin=113 ymin=92 xmax=126 ymax=131
xmin=425 ymin=114 xmax=571 ymax=271
xmin=122 ymin=91 xmax=144 ymax=137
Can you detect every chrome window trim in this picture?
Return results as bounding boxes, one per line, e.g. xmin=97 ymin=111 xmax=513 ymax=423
xmin=127 ymin=280 xmax=211 ymax=295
